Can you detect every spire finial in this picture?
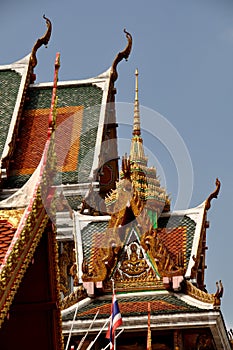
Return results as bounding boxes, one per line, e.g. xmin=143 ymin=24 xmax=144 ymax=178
xmin=130 ymin=68 xmax=147 ymax=165
xmin=135 ymin=68 xmax=139 ymax=102
xmin=133 ymin=68 xmax=141 ymax=136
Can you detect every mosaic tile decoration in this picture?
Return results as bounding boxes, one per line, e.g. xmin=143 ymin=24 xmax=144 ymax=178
xmin=0 ymin=70 xmax=21 ymax=157
xmin=62 ymin=294 xmax=201 ymax=321
xmin=7 ymin=83 xmax=103 ymax=187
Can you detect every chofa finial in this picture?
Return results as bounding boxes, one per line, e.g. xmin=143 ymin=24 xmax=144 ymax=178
xmin=30 ymin=15 xmax=52 ymax=68
xmin=205 ymin=178 xmax=221 ymax=210
xmin=111 ymin=29 xmax=133 ymax=82
xmin=214 ymin=280 xmax=223 ymax=307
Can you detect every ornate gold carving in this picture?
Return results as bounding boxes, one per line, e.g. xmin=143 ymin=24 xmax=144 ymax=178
xmin=30 ymin=15 xmax=52 ymax=68
xmin=58 ymin=241 xmax=75 ymax=297
xmin=0 ymin=199 xmax=49 ymax=327
xmin=104 ymin=271 xmax=165 ymax=292
xmin=111 ymin=29 xmax=132 ymax=83
xmin=205 ymin=178 xmax=221 ymax=210
xmin=119 ymin=242 xmax=149 ymax=276
xmin=82 ymin=228 xmax=122 ymax=282
xmin=108 ymin=235 xmax=168 ymax=292
xmin=141 ymin=230 xmax=183 ymax=277
xmin=0 ymin=209 xmax=25 ymax=228
xmin=184 ymin=280 xmax=215 ymax=304
xmin=61 ymin=285 xmax=87 ymax=310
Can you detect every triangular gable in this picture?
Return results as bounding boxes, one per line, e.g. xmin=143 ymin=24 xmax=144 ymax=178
xmin=158 ymin=201 xmax=206 ymax=279
xmin=6 ymin=70 xmax=112 ymax=189
xmin=111 ymin=225 xmax=161 ymax=289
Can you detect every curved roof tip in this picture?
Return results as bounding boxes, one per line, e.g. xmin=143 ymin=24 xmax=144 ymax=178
xmin=30 ymin=15 xmax=52 ymax=69
xmin=111 ymin=28 xmax=133 ymax=83
xmin=205 ymin=178 xmax=221 ymax=210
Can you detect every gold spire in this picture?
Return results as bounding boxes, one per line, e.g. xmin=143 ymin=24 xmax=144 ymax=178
xmin=133 ymin=68 xmax=141 ymax=136
xmin=130 ymin=68 xmax=147 ymax=166
xmin=135 ymin=68 xmax=139 ymax=101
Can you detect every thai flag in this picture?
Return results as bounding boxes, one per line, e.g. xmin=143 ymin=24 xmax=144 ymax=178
xmin=106 ymin=293 xmax=123 ymax=350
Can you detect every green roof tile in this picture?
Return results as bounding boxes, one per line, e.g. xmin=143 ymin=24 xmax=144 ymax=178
xmin=81 ymin=221 xmax=109 ymax=263
xmin=0 ymin=70 xmax=21 ymax=157
xmin=7 ymin=83 xmax=103 ymax=188
xmin=158 ymin=215 xmax=196 ymax=266
xmin=62 ymin=293 xmax=202 ymax=322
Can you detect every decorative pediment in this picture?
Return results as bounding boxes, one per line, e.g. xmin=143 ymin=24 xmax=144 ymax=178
xmin=119 ymin=241 xmax=149 ymax=276
xmin=104 ymin=226 xmax=162 ymax=291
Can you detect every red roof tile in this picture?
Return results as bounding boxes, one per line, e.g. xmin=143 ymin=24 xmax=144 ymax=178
xmin=10 ymin=106 xmax=83 ymax=177
xmin=157 ymin=227 xmax=186 ymax=263
xmin=76 ymin=299 xmax=187 ymax=319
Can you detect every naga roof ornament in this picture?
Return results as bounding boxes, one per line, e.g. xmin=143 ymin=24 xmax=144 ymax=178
xmin=30 ymin=15 xmax=52 ymax=69
xmin=111 ymin=29 xmax=132 ymax=82
xmin=205 ymin=178 xmax=221 ymax=210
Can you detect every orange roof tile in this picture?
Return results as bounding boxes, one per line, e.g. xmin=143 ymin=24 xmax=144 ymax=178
xmin=157 ymin=227 xmax=186 ymax=262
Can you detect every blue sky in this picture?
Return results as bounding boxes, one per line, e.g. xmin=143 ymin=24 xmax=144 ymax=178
xmin=1 ymin=0 xmax=233 ymax=328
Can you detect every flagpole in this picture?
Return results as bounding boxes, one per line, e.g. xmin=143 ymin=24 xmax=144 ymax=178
xmin=147 ymin=302 xmax=152 ymax=350
xmin=111 ymin=277 xmax=115 ymax=293
xmin=112 ymin=277 xmax=117 ymax=350
xmin=65 ymin=303 xmax=79 ymax=350
xmin=106 ymin=278 xmax=123 ymax=350
xmin=101 ymin=329 xmax=124 ymax=350
xmin=77 ymin=309 xmax=100 ymax=350
xmin=86 ymin=316 xmax=111 ymax=350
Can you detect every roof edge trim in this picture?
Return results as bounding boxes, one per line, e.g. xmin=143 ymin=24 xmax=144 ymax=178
xmin=0 ymin=54 xmax=31 ymax=167
xmin=29 ymin=67 xmax=112 ymax=89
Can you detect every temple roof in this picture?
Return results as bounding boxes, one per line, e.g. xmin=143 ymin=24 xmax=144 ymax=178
xmin=62 ymin=292 xmax=207 ymax=322
xmin=5 ymin=71 xmax=111 ymax=189
xmin=0 ymin=27 xmax=133 ymax=219
xmin=61 ymin=288 xmax=231 ymax=349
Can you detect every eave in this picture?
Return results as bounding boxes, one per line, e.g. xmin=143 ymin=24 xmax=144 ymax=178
xmin=62 ymin=296 xmax=230 ymax=349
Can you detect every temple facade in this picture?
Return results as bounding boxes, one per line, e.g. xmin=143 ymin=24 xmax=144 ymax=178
xmin=0 ymin=16 xmax=232 ymax=350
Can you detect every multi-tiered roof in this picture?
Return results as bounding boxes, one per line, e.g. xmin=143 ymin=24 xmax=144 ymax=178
xmin=0 ymin=16 xmax=231 ymax=349
xmin=61 ymin=68 xmax=230 ymax=349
